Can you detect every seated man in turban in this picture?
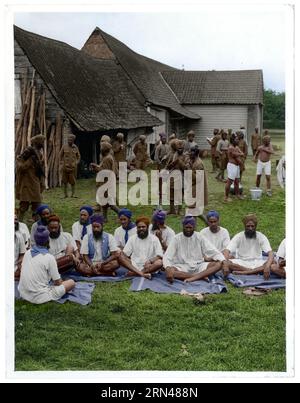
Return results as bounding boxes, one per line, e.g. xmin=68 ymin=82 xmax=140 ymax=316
xmin=30 ymin=204 xmax=52 ymax=246
xmin=199 ymin=210 xmax=230 ymax=256
xmin=149 ymin=210 xmax=175 ymax=252
xmin=47 ymin=214 xmax=80 ymax=273
xmin=18 ymin=226 xmax=75 ymax=304
xmin=222 ymin=214 xmax=274 ymax=279
xmin=15 ymin=209 xmax=30 ymax=249
xmin=270 ymin=238 xmax=286 ymax=278
xmin=114 ymin=208 xmax=137 ymax=249
xmin=72 ymin=205 xmax=93 ymax=250
xmin=78 ymin=214 xmax=121 ymax=276
xmin=118 ymin=216 xmax=163 ymax=278
xmin=163 ymin=215 xmax=225 ymax=283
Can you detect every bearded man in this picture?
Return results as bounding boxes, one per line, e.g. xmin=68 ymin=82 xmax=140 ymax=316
xmin=222 ymin=214 xmax=273 ymax=279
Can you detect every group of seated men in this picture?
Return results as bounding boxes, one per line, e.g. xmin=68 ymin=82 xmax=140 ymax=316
xmin=14 ymin=204 xmax=286 ymax=304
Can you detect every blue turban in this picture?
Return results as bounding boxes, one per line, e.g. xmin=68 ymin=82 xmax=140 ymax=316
xmin=152 ymin=210 xmax=166 ymax=224
xmin=36 ymin=204 xmax=50 ymax=216
xmin=206 ymin=210 xmax=220 ymax=220
xmin=118 ymin=208 xmax=132 ymax=219
xmin=90 ymin=214 xmax=105 ymax=225
xmin=159 ymin=132 xmax=167 ymax=139
xmin=182 ymin=215 xmax=196 ymax=227
xmin=80 ymin=205 xmax=94 ymax=217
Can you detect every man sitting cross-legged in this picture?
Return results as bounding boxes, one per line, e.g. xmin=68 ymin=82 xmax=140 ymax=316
xmin=270 ymin=238 xmax=286 ymax=278
xmin=118 ymin=216 xmax=163 ymax=278
xmin=149 ymin=210 xmax=175 ymax=252
xmin=222 ymin=213 xmax=274 ymax=280
xmin=163 ymin=215 xmax=225 ymax=284
xmin=199 ymin=210 xmax=230 ymax=257
xmin=78 ymin=214 xmax=121 ymax=276
xmin=114 ymin=208 xmax=137 ymax=250
xmin=72 ymin=205 xmax=93 ymax=250
xmin=47 ymin=214 xmax=80 ymax=274
xmin=18 ymin=226 xmax=75 ymax=304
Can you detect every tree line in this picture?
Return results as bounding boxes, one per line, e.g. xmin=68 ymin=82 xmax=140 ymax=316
xmin=263 ymin=89 xmax=285 ymax=130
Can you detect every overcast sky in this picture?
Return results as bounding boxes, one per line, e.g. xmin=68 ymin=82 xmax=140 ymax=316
xmin=14 ymin=6 xmax=290 ymax=92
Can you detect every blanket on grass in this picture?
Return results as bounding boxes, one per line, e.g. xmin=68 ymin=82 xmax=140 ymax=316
xmin=62 ymin=267 xmax=131 ymax=282
xmin=225 ymin=273 xmax=286 ymax=289
xmin=15 ymin=281 xmax=95 ymax=305
xmin=129 ymin=271 xmax=227 ymax=294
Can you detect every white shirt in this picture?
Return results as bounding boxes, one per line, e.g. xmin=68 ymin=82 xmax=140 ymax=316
xmin=72 ymin=221 xmax=92 ymax=243
xmin=123 ymin=234 xmax=163 ymax=270
xmin=80 ymin=233 xmax=119 ymax=263
xmin=199 ymin=226 xmax=230 ymax=253
xmin=277 ymin=239 xmax=286 ymax=260
xmin=18 ymin=222 xmax=30 ymax=248
xmin=149 ymin=224 xmax=175 ymax=248
xmin=48 ymin=232 xmax=77 ymax=259
xmin=163 ymin=232 xmax=225 ymax=270
xmin=227 ymin=231 xmax=272 ymax=260
xmin=18 ymin=250 xmax=62 ymax=304
xmin=15 ymin=232 xmax=26 ymax=268
xmin=114 ymin=225 xmax=137 ymax=249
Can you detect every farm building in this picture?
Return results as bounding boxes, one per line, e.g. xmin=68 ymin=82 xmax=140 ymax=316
xmin=14 ymin=25 xmax=264 ymax=186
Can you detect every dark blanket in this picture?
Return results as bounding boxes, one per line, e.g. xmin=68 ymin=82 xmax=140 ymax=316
xmin=15 ymin=281 xmax=95 ymax=305
xmin=129 ymin=271 xmax=227 ymax=294
xmin=62 ymin=267 xmax=131 ymax=282
xmin=225 ymin=273 xmax=286 ymax=289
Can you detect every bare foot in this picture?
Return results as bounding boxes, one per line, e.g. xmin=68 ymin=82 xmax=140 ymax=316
xmin=166 ymin=268 xmax=175 ymax=283
xmin=143 ymin=273 xmax=152 ymax=280
xmin=224 ymin=197 xmax=233 ymax=203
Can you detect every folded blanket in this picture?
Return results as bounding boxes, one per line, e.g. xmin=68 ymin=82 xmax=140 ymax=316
xmin=226 ymin=273 xmax=286 ymax=289
xmin=129 ymin=271 xmax=227 ymax=294
xmin=15 ymin=281 xmax=95 ymax=305
xmin=62 ymin=267 xmax=131 ymax=282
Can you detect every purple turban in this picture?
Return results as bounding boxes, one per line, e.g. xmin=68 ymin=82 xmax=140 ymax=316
xmin=182 ymin=215 xmax=196 ymax=227
xmin=90 ymin=214 xmax=105 ymax=225
xmin=36 ymin=204 xmax=50 ymax=216
xmin=34 ymin=225 xmax=50 ymax=246
xmin=206 ymin=210 xmax=219 ymax=220
xmin=152 ymin=210 xmax=166 ymax=224
xmin=118 ymin=208 xmax=132 ymax=219
xmin=159 ymin=132 xmax=167 ymax=139
xmin=80 ymin=205 xmax=94 ymax=216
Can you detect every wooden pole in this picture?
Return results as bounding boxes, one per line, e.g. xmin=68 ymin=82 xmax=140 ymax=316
xmin=27 ymin=85 xmax=35 ymax=146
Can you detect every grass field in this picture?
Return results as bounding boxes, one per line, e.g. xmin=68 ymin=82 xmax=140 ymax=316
xmin=15 ymin=134 xmax=286 ymax=372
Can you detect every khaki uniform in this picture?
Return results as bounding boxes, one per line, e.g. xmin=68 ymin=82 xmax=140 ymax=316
xmin=16 ymin=146 xmax=45 ymax=218
xmin=112 ymin=140 xmax=127 ymax=164
xmin=59 ymin=144 xmax=81 ymax=185
xmin=251 ymin=133 xmax=260 ymax=155
xmin=133 ymin=141 xmax=150 ymax=169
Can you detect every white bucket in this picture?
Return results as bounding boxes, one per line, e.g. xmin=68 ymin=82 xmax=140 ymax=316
xmin=250 ymin=188 xmax=262 ymax=200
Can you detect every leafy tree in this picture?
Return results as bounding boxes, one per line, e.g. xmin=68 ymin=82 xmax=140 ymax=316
xmin=263 ymin=89 xmax=285 ymax=129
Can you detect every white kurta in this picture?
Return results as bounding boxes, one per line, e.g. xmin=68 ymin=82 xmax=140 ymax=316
xmin=277 ymin=239 xmax=286 ymax=260
xmin=163 ymin=232 xmax=225 ymax=274
xmin=72 ymin=221 xmax=92 ymax=243
xmin=15 ymin=232 xmax=26 ymax=269
xmin=199 ymin=226 xmax=230 ymax=253
xmin=149 ymin=224 xmax=175 ymax=248
xmin=48 ymin=232 xmax=77 ymax=259
xmin=18 ymin=222 xmax=30 ymax=248
xmin=123 ymin=234 xmax=163 ymax=270
xmin=18 ymin=250 xmax=65 ymax=304
xmin=227 ymin=231 xmax=272 ymax=270
xmin=114 ymin=225 xmax=137 ymax=249
xmin=80 ymin=233 xmax=119 ymax=263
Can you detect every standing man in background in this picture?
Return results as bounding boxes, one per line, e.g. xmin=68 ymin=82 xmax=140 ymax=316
xmin=251 ymin=127 xmax=260 ymax=156
xmin=206 ymin=129 xmax=221 ymax=173
xmin=59 ymin=134 xmax=81 ymax=198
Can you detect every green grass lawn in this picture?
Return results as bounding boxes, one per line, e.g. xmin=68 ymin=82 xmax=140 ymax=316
xmin=15 ymin=134 xmax=286 ymax=372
